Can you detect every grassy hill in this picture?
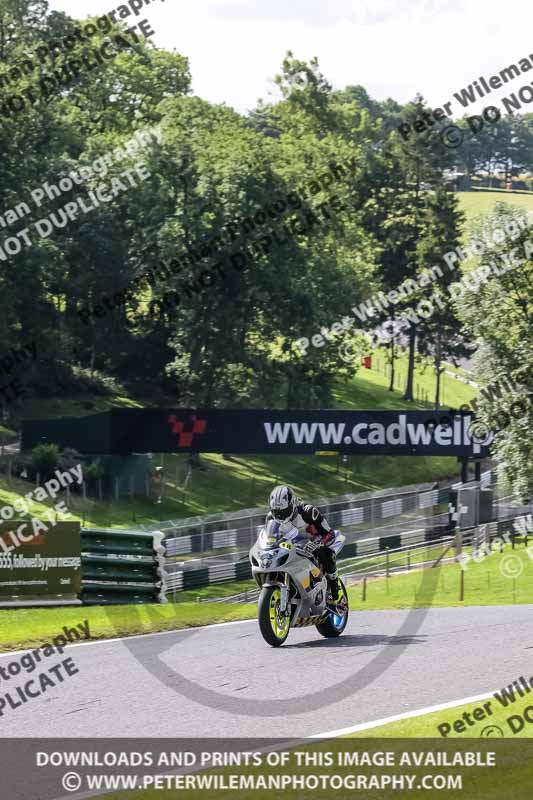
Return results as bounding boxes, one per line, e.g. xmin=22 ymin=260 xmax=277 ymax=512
xmin=457 ymin=188 xmax=533 ymax=223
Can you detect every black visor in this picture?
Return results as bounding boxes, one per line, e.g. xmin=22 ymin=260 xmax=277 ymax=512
xmin=272 ymin=506 xmax=292 ymax=520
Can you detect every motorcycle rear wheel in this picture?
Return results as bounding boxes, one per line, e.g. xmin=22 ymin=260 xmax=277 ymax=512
xmin=258 ymin=585 xmax=291 ymax=647
xmin=316 ymin=579 xmax=349 ymax=638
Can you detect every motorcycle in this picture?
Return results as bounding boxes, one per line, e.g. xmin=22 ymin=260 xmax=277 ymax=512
xmin=249 ymin=518 xmax=349 ymax=647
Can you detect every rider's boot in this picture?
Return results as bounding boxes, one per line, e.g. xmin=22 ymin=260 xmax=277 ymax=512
xmin=327 ymin=571 xmax=340 ymax=603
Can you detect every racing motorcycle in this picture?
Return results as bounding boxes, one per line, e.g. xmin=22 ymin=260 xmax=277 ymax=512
xmin=249 ymin=519 xmax=349 ymax=647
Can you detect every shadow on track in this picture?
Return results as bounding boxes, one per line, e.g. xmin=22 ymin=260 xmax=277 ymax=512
xmin=283 ymin=634 xmax=427 ymax=649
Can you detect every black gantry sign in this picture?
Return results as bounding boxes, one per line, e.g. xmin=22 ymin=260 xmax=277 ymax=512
xmin=22 ymin=409 xmax=491 ymax=457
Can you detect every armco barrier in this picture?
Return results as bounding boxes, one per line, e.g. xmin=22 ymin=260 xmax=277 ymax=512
xmin=161 ymin=524 xmax=454 ymax=597
xmin=155 ymin=481 xmax=453 ymax=560
xmin=80 ymin=528 xmax=167 ymax=605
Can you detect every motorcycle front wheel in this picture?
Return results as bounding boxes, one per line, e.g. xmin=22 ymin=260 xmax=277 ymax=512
xmin=258 ymin=585 xmax=291 ymax=647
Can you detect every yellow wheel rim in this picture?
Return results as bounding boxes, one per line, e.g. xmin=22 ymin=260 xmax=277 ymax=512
xmin=269 ymin=588 xmax=290 ymax=639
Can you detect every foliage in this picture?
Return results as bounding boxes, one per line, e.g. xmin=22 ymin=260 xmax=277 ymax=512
xmin=30 ymin=443 xmax=60 ymax=478
xmin=454 ymin=204 xmax=533 ymax=499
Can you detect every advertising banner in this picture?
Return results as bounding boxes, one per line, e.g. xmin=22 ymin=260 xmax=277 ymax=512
xmin=0 ymin=521 xmax=81 ymax=601
xmin=22 ymin=408 xmax=491 ymax=457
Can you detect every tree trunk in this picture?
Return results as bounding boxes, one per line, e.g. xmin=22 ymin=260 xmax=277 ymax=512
xmin=434 ymin=331 xmax=442 ymax=409
xmin=388 ymin=335 xmax=396 ymax=392
xmin=403 ymin=324 xmax=417 ymax=401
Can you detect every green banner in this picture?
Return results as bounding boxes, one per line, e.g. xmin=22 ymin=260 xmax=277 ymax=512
xmin=0 ymin=521 xmax=81 ymax=601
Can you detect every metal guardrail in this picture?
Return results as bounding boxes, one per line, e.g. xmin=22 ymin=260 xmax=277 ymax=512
xmin=161 ymin=483 xmax=451 ymax=561
xmin=162 ymin=471 xmax=532 ymax=598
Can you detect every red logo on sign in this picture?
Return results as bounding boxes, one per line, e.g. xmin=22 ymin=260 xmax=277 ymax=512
xmin=168 ymin=414 xmax=207 ymax=447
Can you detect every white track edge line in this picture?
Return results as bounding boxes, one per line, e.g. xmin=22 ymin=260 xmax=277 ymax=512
xmin=0 ymin=617 xmax=253 ymax=658
xmin=311 ymin=690 xmax=497 ymax=738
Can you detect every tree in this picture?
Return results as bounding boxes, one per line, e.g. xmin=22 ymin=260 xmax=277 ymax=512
xmin=413 ymin=187 xmax=466 ymax=408
xmin=454 ymin=204 xmax=533 ymax=499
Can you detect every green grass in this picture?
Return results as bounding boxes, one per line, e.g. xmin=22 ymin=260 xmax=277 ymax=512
xmin=348 ymin=542 xmax=533 ymax=609
xmin=0 ymin=449 xmax=459 ymax=530
xmin=173 ymin=579 xmax=256 ymax=603
xmin=0 ymin=601 xmax=256 ymax=653
xmin=345 ymin=349 xmax=476 ymax=410
xmin=0 ymin=424 xmax=17 ymax=443
xmin=9 ymin=392 xmax=143 ymax=425
xmin=457 ymin=188 xmax=533 ymax=223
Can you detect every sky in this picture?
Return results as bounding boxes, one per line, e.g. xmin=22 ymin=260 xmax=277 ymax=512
xmin=50 ymin=0 xmax=533 ymax=118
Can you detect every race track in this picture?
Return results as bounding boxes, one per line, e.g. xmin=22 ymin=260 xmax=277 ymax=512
xmin=2 ymin=605 xmax=531 ymax=738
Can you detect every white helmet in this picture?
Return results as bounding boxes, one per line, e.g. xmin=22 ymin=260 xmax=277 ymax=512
xmin=269 ymin=485 xmax=296 ymax=521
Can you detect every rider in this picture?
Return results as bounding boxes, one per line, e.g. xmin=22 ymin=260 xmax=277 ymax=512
xmin=267 ymin=485 xmax=341 ymax=603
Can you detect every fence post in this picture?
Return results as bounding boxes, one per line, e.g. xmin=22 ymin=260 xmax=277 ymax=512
xmin=362 ymin=575 xmax=367 ymax=601
xmin=459 ymin=568 xmax=464 ymax=602
xmin=386 ymin=547 xmax=390 ymax=578
xmin=454 ymin=529 xmax=463 ymax=558
xmin=407 ymin=549 xmax=411 ymax=571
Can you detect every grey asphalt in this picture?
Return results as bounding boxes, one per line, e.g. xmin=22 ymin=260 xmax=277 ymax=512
xmin=2 ymin=604 xmax=531 ymax=738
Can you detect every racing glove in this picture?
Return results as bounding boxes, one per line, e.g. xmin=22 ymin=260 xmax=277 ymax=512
xmin=302 ymin=538 xmax=323 ymax=557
